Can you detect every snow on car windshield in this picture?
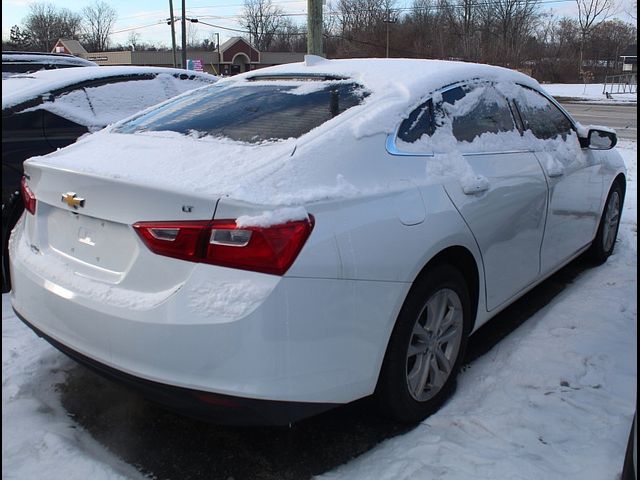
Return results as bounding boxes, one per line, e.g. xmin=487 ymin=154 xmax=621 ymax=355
xmin=113 ymin=80 xmax=369 ymax=143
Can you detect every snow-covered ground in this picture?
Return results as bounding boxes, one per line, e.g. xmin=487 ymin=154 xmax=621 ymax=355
xmin=543 ymin=83 xmax=637 ymax=103
xmin=2 ymin=140 xmax=637 ymax=479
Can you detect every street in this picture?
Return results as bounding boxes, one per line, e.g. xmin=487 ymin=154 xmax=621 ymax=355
xmin=560 ymin=102 xmax=637 ymax=140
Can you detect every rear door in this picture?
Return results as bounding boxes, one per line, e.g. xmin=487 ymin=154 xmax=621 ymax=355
xmin=397 ymin=82 xmax=549 ymax=311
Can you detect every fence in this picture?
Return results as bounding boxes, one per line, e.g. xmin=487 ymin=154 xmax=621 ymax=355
xmin=603 ymin=73 xmax=637 ymax=97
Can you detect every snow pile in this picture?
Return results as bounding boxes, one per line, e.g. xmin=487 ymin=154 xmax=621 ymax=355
xmin=1 ymin=296 xmax=148 ymax=480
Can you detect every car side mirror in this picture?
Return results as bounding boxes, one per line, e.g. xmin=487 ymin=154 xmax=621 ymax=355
xmin=586 ymin=128 xmax=617 ymax=150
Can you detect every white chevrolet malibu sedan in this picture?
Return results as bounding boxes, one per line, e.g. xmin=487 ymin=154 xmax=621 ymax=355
xmin=10 ymin=57 xmax=626 ymax=425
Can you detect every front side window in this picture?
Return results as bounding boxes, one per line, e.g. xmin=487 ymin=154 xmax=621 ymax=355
xmin=514 ymin=87 xmax=574 ymax=140
xmin=398 ymin=83 xmax=516 ymax=147
xmin=114 ymin=80 xmax=369 ymax=143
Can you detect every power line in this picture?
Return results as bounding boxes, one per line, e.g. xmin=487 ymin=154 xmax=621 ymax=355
xmin=111 ymin=21 xmax=167 ymax=35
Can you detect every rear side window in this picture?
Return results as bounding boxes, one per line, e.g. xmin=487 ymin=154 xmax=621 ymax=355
xmin=514 ymin=87 xmax=573 ymax=140
xmin=398 ymin=83 xmax=515 ymax=144
xmin=114 ymin=81 xmax=369 ymax=143
xmin=83 ymin=75 xmax=184 ymax=125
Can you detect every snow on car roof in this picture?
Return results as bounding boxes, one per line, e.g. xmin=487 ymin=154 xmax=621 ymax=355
xmin=1 ymin=66 xmax=217 ymax=109
xmin=233 ymin=57 xmax=544 ymax=138
xmin=24 ymin=58 xmax=549 ymax=206
xmin=246 ymin=56 xmax=540 ymax=89
xmin=2 ymin=52 xmax=97 ymax=65
xmin=2 ymin=53 xmax=98 ymax=67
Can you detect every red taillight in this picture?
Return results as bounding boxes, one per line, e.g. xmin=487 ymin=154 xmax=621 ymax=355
xmin=133 ymin=216 xmax=314 ymax=276
xmin=21 ymin=176 xmax=36 ymax=215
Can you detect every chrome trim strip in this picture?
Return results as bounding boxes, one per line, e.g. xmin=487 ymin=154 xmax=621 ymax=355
xmin=385 ymin=133 xmax=434 ymax=157
xmin=461 ymin=149 xmax=535 ymax=156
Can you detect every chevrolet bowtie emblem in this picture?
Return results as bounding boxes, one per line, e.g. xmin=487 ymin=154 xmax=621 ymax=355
xmin=61 ymin=192 xmax=85 ymax=209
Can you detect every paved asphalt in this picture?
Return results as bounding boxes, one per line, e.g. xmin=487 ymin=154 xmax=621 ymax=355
xmin=560 ymin=102 xmax=637 ymax=140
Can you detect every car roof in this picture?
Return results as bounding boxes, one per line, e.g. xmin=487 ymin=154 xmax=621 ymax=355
xmin=2 ymin=66 xmax=218 ymax=110
xmin=2 ymin=51 xmax=97 ymax=66
xmin=242 ymin=57 xmax=542 ymax=97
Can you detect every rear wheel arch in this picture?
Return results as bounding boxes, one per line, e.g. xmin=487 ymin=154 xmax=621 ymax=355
xmin=413 ymin=246 xmax=480 ymax=331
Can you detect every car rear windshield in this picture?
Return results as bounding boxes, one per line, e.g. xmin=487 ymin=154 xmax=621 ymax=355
xmin=113 ymin=80 xmax=369 ymax=143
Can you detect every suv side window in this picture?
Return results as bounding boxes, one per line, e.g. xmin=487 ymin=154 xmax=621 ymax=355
xmin=398 ymin=83 xmax=516 ymax=146
xmin=514 ymin=87 xmax=573 ymax=140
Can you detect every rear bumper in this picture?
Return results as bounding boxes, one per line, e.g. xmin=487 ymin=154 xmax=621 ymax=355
xmin=14 ymin=308 xmax=336 ymax=426
xmin=10 ymin=223 xmax=410 ymax=409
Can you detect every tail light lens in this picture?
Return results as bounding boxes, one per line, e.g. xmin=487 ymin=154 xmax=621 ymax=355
xmin=133 ymin=216 xmax=314 ymax=276
xmin=21 ymin=176 xmax=36 ymax=215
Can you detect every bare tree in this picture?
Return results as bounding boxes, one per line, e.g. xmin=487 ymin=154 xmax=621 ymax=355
xmin=575 ymin=0 xmax=614 ymax=76
xmin=8 ymin=25 xmax=32 ymax=50
xmin=239 ymin=0 xmax=284 ymax=51
xmin=82 ymin=0 xmax=117 ymax=52
xmin=477 ymin=0 xmax=540 ymax=65
xmin=334 ymin=0 xmax=395 ymax=56
xmin=187 ymin=22 xmax=201 ymax=48
xmin=127 ymin=31 xmax=141 ymax=50
xmin=22 ymin=2 xmax=83 ymax=52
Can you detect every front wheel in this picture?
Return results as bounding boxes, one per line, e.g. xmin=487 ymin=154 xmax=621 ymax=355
xmin=376 ymin=265 xmax=471 ymax=423
xmin=587 ymin=181 xmax=624 ymax=264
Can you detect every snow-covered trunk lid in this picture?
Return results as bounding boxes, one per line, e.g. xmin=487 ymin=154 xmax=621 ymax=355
xmin=22 ymin=161 xmax=218 ymax=283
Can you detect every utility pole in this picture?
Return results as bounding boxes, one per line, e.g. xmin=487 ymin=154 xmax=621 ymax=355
xmin=181 ymin=0 xmax=187 ymax=69
xmin=168 ymin=0 xmax=177 ymax=68
xmin=307 ymin=0 xmax=323 ymax=56
xmin=383 ymin=11 xmax=397 ymax=58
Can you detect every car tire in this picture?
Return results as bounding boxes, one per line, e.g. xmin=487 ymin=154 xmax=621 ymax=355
xmin=376 ymin=264 xmax=471 ymax=423
xmin=587 ymin=181 xmax=624 ymax=264
xmin=2 ymin=191 xmax=24 ymax=293
xmin=621 ymin=412 xmax=637 ymax=480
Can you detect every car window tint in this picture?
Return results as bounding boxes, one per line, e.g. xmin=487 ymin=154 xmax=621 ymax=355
xmin=398 ymin=84 xmax=515 ymax=144
xmin=114 ymin=82 xmax=369 ymax=143
xmin=2 ymin=63 xmax=38 ymax=74
xmin=448 ymin=85 xmax=515 ymax=142
xmin=515 ymin=87 xmax=573 ymax=140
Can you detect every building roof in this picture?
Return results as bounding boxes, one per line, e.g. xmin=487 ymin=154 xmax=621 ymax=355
xmin=621 ymin=44 xmax=637 ymax=58
xmin=219 ymin=37 xmax=246 ymax=53
xmin=52 ymin=39 xmax=88 ymax=55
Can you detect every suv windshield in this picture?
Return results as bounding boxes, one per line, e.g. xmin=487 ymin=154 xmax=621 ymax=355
xmin=114 ymin=80 xmax=369 ymax=143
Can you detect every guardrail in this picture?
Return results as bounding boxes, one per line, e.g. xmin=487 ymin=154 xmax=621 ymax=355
xmin=603 ymin=73 xmax=637 ymax=97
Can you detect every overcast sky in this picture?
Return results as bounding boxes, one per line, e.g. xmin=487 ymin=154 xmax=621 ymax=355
xmin=1 ymin=0 xmax=637 ymax=50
